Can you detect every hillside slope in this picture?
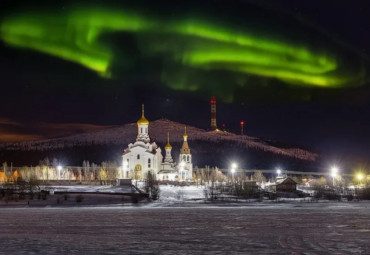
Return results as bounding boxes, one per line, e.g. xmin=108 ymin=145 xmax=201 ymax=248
xmin=0 ymin=119 xmax=317 ymax=162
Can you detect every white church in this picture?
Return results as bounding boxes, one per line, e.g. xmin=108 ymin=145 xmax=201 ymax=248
xmin=121 ymin=105 xmax=193 ymax=181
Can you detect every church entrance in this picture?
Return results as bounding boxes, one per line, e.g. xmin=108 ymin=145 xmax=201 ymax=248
xmin=134 ymin=164 xmax=142 ymax=180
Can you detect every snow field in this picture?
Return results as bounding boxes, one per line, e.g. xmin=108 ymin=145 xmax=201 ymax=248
xmin=0 ymin=204 xmax=369 ymax=254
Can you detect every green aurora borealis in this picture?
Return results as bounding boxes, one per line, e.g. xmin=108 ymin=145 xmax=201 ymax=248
xmin=1 ymin=2 xmax=368 ymax=101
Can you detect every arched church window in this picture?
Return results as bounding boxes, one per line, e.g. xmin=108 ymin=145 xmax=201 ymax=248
xmin=137 ymin=154 xmax=140 ymax=160
xmin=141 ymin=127 xmax=143 ymax=133
xmin=148 ymin=158 xmax=151 ymax=168
xmin=183 ymin=155 xmax=186 ymax=161
xmin=187 ymin=155 xmax=190 ymax=162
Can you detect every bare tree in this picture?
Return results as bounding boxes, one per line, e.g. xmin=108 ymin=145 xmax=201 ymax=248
xmin=83 ymin=160 xmax=90 ymax=182
xmin=91 ymin=163 xmax=98 ymax=182
xmin=106 ymin=162 xmax=118 ymax=182
xmin=252 ymin=170 xmax=267 ymax=184
xmin=40 ymin=158 xmax=50 ymax=182
xmin=2 ymin=162 xmax=9 ymax=182
xmin=144 ymin=171 xmax=160 ymax=200
xmin=77 ymin=167 xmax=82 ymax=182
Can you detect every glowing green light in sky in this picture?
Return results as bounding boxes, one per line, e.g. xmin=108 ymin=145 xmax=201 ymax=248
xmin=0 ymin=6 xmax=366 ymax=88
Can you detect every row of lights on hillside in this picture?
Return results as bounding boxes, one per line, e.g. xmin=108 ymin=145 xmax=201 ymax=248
xmin=57 ymin=162 xmax=366 ymax=184
xmin=229 ymin=163 xmax=366 ymax=186
xmin=230 ymin=162 xmax=283 ymax=177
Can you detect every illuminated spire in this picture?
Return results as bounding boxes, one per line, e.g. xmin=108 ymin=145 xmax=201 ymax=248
xmin=165 ymin=132 xmax=172 ymax=150
xmin=183 ymin=126 xmax=188 ymax=139
xmin=180 ymin=126 xmax=190 ymax=154
xmin=137 ymin=104 xmax=149 ymax=125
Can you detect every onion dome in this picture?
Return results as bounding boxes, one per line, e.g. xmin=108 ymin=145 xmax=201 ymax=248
xmin=165 ymin=132 xmax=172 ymax=150
xmin=137 ymin=104 xmax=149 ymax=125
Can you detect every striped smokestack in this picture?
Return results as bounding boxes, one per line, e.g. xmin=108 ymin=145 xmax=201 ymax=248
xmin=210 ymin=96 xmax=217 ymax=130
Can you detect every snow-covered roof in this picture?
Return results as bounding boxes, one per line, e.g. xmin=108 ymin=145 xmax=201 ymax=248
xmin=273 ymin=177 xmax=298 ymax=186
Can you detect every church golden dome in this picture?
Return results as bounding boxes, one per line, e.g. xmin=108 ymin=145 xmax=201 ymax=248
xmin=137 ymin=104 xmax=149 ymax=125
xmin=165 ymin=132 xmax=172 ymax=150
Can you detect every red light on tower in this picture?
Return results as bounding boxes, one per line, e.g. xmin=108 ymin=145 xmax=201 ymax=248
xmin=222 ymin=123 xmax=226 ymax=131
xmin=240 ymin=120 xmax=244 ymax=135
xmin=210 ymin=96 xmax=217 ymax=131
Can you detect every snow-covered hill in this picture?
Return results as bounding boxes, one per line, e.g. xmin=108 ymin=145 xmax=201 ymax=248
xmin=0 ymin=119 xmax=317 ymax=161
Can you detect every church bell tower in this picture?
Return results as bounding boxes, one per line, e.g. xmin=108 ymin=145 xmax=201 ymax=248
xmin=136 ymin=104 xmax=150 ymax=143
xmin=179 ymin=126 xmax=193 ymax=180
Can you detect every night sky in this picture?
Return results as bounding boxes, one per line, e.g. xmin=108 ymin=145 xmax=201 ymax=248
xmin=1 ymin=0 xmax=370 ymax=168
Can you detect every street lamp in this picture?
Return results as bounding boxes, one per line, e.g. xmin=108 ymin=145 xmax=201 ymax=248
xmin=230 ymin=163 xmax=237 ymax=184
xmin=277 ymin=169 xmax=282 ymax=176
xmin=331 ymin=166 xmax=338 ymax=186
xmin=57 ymin=165 xmax=62 ymax=180
xmin=231 ymin=163 xmax=237 ymax=169
xmin=231 ymin=167 xmax=236 ymax=175
xmin=357 ymin=173 xmax=364 ymax=187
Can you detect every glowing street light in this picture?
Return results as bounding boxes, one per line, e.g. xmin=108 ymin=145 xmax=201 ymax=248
xmin=57 ymin=165 xmax=62 ymax=180
xmin=277 ymin=169 xmax=282 ymax=176
xmin=230 ymin=163 xmax=237 ymax=185
xmin=357 ymin=173 xmax=364 ymax=187
xmin=331 ymin=166 xmax=338 ymax=186
xmin=231 ymin=163 xmax=237 ymax=170
xmin=357 ymin=173 xmax=364 ymax=181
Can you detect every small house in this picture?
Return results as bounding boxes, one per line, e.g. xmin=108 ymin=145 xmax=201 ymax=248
xmin=271 ymin=177 xmax=297 ymax=192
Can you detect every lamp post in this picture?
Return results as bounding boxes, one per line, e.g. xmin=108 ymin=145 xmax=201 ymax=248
xmin=57 ymin=165 xmax=62 ymax=180
xmin=357 ymin=173 xmax=363 ymax=188
xmin=230 ymin=163 xmax=237 ymax=187
xmin=331 ymin=166 xmax=338 ymax=187
xmin=277 ymin=169 xmax=281 ymax=176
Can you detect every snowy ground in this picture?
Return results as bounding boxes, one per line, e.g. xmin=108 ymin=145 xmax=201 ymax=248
xmin=2 ymin=184 xmax=369 ymax=253
xmin=48 ymin=185 xmax=132 ymax=193
xmin=0 ymin=203 xmax=369 ymax=254
xmin=158 ymin=185 xmax=206 ymax=202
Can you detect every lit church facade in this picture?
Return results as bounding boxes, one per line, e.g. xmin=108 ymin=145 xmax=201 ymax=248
xmin=122 ymin=105 xmax=193 ymax=181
